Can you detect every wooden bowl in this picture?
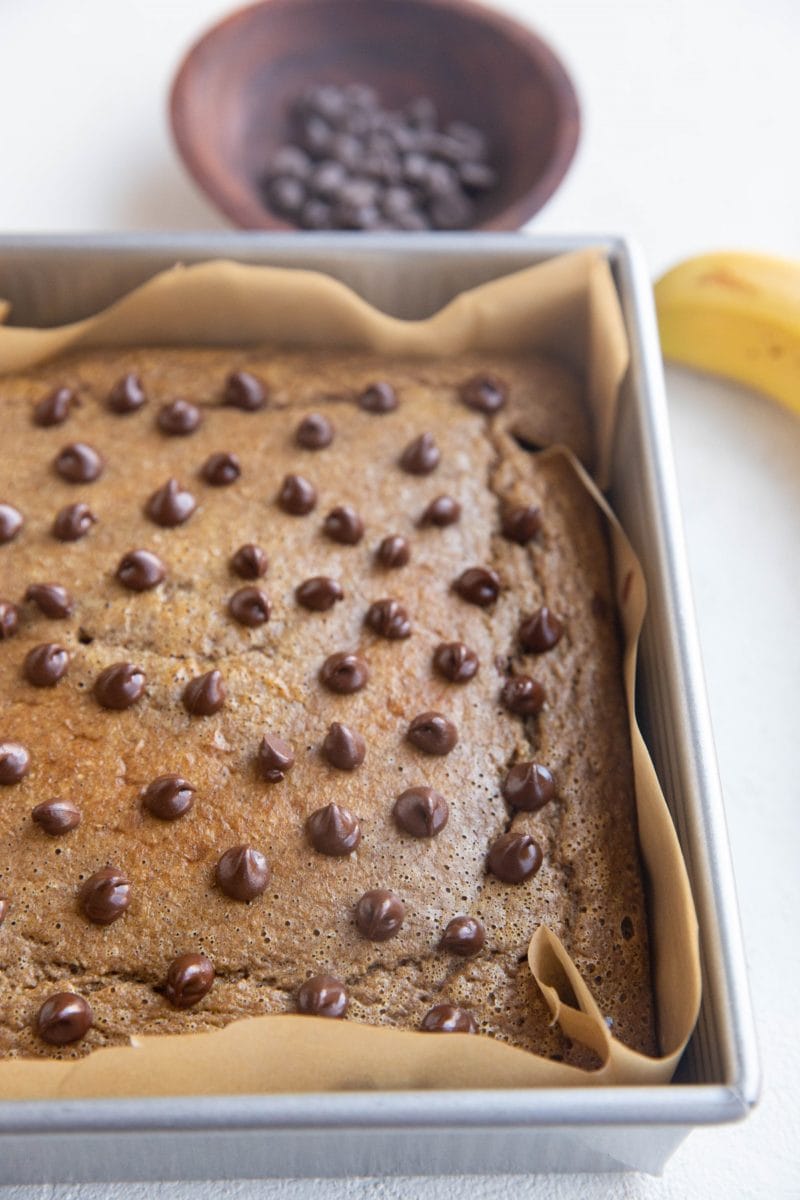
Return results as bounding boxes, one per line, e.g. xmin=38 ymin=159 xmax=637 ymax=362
xmin=170 ymin=0 xmax=580 ymax=231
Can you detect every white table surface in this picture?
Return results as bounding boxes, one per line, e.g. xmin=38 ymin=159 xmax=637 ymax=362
xmin=1 ymin=2 xmax=798 ymax=1197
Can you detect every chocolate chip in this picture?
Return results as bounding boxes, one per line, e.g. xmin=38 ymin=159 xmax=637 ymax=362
xmin=165 ymin=954 xmax=215 ymax=1008
xmin=277 ymin=473 xmax=317 ymax=515
xmin=440 ymin=915 xmax=485 ymax=957
xmin=0 ymin=897 xmax=8 ymax=925
xmin=458 ymin=161 xmax=497 ymax=192
xmin=52 ymin=503 xmax=97 ymax=541
xmin=453 ymin=566 xmax=501 ymax=607
xmin=229 ymin=586 xmax=271 ymax=627
xmin=322 ymin=723 xmax=365 ymax=770
xmin=0 ymin=503 xmax=24 ymax=544
xmin=37 ymin=993 xmax=93 ymax=1045
xmin=296 ymin=576 xmax=344 ymax=612
xmin=365 ymin=598 xmax=411 ymax=640
xmin=94 ymin=662 xmax=145 ymax=710
xmin=0 ymin=601 xmax=19 ymax=640
xmin=145 ymin=478 xmax=197 ymax=527
xmin=399 ymin=432 xmax=440 ymax=475
xmin=231 ymin=543 xmax=268 ymax=580
xmin=501 ymin=504 xmax=542 ymax=545
xmin=355 ymin=889 xmax=404 ymax=941
xmin=223 ymin=370 xmax=267 ymax=411
xmin=433 ymin=642 xmax=478 ymax=683
xmin=501 ymin=675 xmax=546 ymax=717
xmin=419 ymin=495 xmax=460 ymax=527
xmin=487 ymin=832 xmax=543 ymax=883
xmin=107 ymin=372 xmax=146 ymax=414
xmin=157 ymin=399 xmax=202 ymax=436
xmin=202 ymin=452 xmax=241 ymax=486
xmin=420 ymin=1004 xmax=477 ymax=1033
xmin=24 ymin=643 xmax=69 ymax=687
xmin=358 ymin=382 xmax=398 ymax=413
xmin=32 ymin=799 xmax=81 ymax=835
xmin=0 ymin=741 xmax=30 ymax=784
xmin=297 ymin=974 xmax=348 ymax=1018
xmin=310 ymin=160 xmax=347 ymax=197
xmin=33 ymin=386 xmax=74 ymax=427
xmin=258 ymin=734 xmax=295 ymax=782
xmin=115 ymin=549 xmax=166 ymax=592
xmin=216 ymin=845 xmax=270 ymax=900
xmin=295 ymin=413 xmax=334 ymax=449
xmin=319 ymin=651 xmax=368 ymax=693
xmin=25 ymin=583 xmax=74 ymax=618
xmin=269 ymin=144 xmax=312 ymax=178
xmin=141 ymin=775 xmax=196 ymax=820
xmin=519 ymin=607 xmax=564 ymax=653
xmin=269 ymin=175 xmax=307 ymax=214
xmin=459 ymin=373 xmax=507 ymax=413
xmin=53 ymin=442 xmax=104 ymax=483
xmin=393 ymin=787 xmax=449 ymax=838
xmin=323 ymin=505 xmax=364 ymax=545
xmin=306 ymin=803 xmax=361 ymax=855
xmin=183 ymin=670 xmax=226 ymax=716
xmin=502 ymin=762 xmax=556 ymax=812
xmin=407 ymin=712 xmax=458 ymax=756
xmin=79 ymin=866 xmax=131 ymax=924
xmin=376 ymin=535 xmax=410 ymax=569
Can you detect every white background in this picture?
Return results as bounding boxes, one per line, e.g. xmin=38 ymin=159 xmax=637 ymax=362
xmin=1 ymin=2 xmax=799 ymax=1198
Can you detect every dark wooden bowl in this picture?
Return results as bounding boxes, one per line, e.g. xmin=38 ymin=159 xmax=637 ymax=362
xmin=170 ymin=0 xmax=580 ymax=231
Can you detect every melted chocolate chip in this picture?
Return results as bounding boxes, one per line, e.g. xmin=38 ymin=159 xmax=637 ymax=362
xmin=0 ymin=601 xmax=19 ymax=640
xmin=393 ymin=787 xmax=449 ymax=838
xmin=202 ymin=451 xmax=241 ymax=486
xmin=433 ymin=642 xmax=478 ymax=683
xmin=93 ymin=662 xmax=146 ymax=710
xmin=453 ymin=566 xmax=500 ymax=607
xmin=165 ymin=954 xmax=215 ymax=1008
xmin=116 ymin=549 xmax=166 ymax=592
xmin=231 ymin=543 xmax=268 ymax=580
xmin=502 ymin=762 xmax=556 ymax=812
xmin=365 ymin=598 xmax=411 ymax=640
xmin=141 ymin=775 xmax=196 ymax=820
xmin=297 ymin=974 xmax=348 ymax=1018
xmin=25 ymin=583 xmax=74 ymax=618
xmin=33 ymin=386 xmax=74 ymax=427
xmin=0 ymin=741 xmax=30 ymax=784
xmin=323 ymin=505 xmax=364 ymax=545
xmin=376 ymin=534 xmax=410 ymax=569
xmin=358 ymin=381 xmax=398 ymax=413
xmin=79 ymin=867 xmax=131 ymax=924
xmin=420 ymin=1003 xmax=477 ymax=1033
xmin=53 ymin=442 xmax=104 ymax=484
xmin=501 ymin=503 xmax=542 ymax=545
xmin=459 ymin=373 xmax=507 ymax=414
xmin=306 ymin=802 xmax=362 ymax=855
xmin=145 ymin=478 xmax=197 ymax=527
xmin=258 ymin=734 xmax=295 ymax=782
xmin=277 ymin=473 xmax=317 ymax=515
xmin=419 ymin=494 xmax=461 ymax=527
xmin=223 ymin=370 xmax=267 ymax=411
xmin=107 ymin=372 xmax=146 ymax=414
xmin=216 ymin=845 xmax=270 ymax=900
xmin=399 ymin=432 xmax=440 ymax=474
xmin=0 ymin=503 xmax=24 ymax=544
xmin=355 ymin=889 xmax=404 ymax=941
xmin=229 ymin=586 xmax=271 ymax=627
xmin=319 ymin=651 xmax=369 ymax=693
xmin=32 ymin=799 xmax=81 ymax=835
xmin=24 ymin=643 xmax=69 ymax=687
xmin=501 ymin=675 xmax=546 ymax=717
xmin=322 ymin=722 xmax=365 ymax=770
xmin=37 ymin=993 xmax=93 ymax=1045
xmin=296 ymin=413 xmax=334 ymax=449
xmin=407 ymin=712 xmax=458 ymax=756
xmin=183 ymin=670 xmax=226 ymax=716
xmin=296 ymin=576 xmax=344 ymax=611
xmin=440 ymin=915 xmax=485 ymax=957
xmin=157 ymin=399 xmax=202 ymax=435
xmin=486 ymin=832 xmax=543 ymax=883
xmin=52 ymin=502 xmax=97 ymax=541
xmin=519 ymin=607 xmax=564 ymax=653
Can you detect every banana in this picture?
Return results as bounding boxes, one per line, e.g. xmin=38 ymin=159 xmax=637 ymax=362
xmin=654 ymin=251 xmax=800 ymax=416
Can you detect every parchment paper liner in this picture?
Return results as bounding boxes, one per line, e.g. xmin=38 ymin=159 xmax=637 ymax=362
xmin=0 ymin=249 xmax=700 ymax=1097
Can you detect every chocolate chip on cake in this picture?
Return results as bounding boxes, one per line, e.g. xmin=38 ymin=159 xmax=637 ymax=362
xmin=306 ymin=802 xmax=362 ymax=855
xmin=25 ymin=582 xmax=74 ymax=618
xmin=79 ymin=867 xmax=131 ymax=924
xmin=37 ymin=993 xmax=93 ymax=1045
xmin=277 ymin=473 xmax=317 ymax=515
xmin=216 ymin=845 xmax=270 ymax=900
xmin=141 ymin=775 xmax=196 ymax=820
xmin=319 ymin=651 xmax=368 ymax=693
xmin=107 ymin=373 xmax=146 ymax=414
xmin=165 ymin=954 xmax=215 ymax=1008
xmin=295 ymin=413 xmax=334 ymax=449
xmin=258 ymin=734 xmax=295 ymax=782
xmin=501 ymin=503 xmax=542 ymax=545
xmin=0 ymin=897 xmax=8 ymax=925
xmin=33 ymin=386 xmax=74 ymax=427
xmin=519 ymin=606 xmax=564 ymax=653
xmin=323 ymin=505 xmax=364 ymax=545
xmin=53 ymin=443 xmax=104 ymax=483
xmin=228 ymin=586 xmax=271 ymax=627
xmin=93 ymin=662 xmax=146 ymax=710
xmin=322 ymin=722 xmax=365 ymax=770
xmin=440 ymin=915 xmax=485 ymax=957
xmin=52 ymin=502 xmax=97 ymax=541
xmin=453 ymin=566 xmax=500 ymax=607
xmin=145 ymin=478 xmax=196 ymax=527
xmin=223 ymin=370 xmax=267 ymax=411
xmin=0 ymin=601 xmax=19 ymax=640
xmin=407 ymin=712 xmax=458 ymax=756
xmin=24 ymin=643 xmax=69 ymax=687
xmin=500 ymin=675 xmax=546 ymax=716
xmin=459 ymin=373 xmax=507 ymax=413
xmin=502 ymin=762 xmax=556 ymax=812
xmin=297 ymin=975 xmax=348 ymax=1018
xmin=355 ymin=889 xmax=404 ymax=941
xmin=115 ymin=549 xmax=166 ymax=592
xmin=157 ymin=399 xmax=202 ymax=436
xmin=399 ymin=432 xmax=440 ymax=475
xmin=296 ymin=576 xmax=344 ymax=611
xmin=358 ymin=382 xmax=397 ymax=413
xmin=0 ymin=502 xmax=24 ymax=543
xmin=364 ymin=598 xmax=411 ymax=640
xmin=486 ymin=832 xmax=543 ymax=883
xmin=420 ymin=1004 xmax=477 ymax=1033
xmin=231 ymin=543 xmax=268 ymax=580
xmin=433 ymin=642 xmax=478 ymax=683
xmin=376 ymin=534 xmax=410 ymax=569
xmin=393 ymin=787 xmax=449 ymax=837
xmin=419 ymin=495 xmax=460 ymax=527
xmin=183 ymin=670 xmax=226 ymax=716
xmin=201 ymin=451 xmax=241 ymax=486
xmin=32 ymin=799 xmax=81 ymax=835
xmin=0 ymin=742 xmax=31 ymax=784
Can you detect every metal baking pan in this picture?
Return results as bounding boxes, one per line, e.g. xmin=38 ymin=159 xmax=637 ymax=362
xmin=0 ymin=233 xmax=759 ymax=1181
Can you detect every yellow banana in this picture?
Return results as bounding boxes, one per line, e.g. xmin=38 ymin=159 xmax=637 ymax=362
xmin=654 ymin=251 xmax=800 ymax=417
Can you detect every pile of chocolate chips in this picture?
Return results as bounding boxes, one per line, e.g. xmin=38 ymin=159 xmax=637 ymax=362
xmin=261 ymin=83 xmax=497 ymax=231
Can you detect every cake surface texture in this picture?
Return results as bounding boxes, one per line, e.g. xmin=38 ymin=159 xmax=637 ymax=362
xmin=0 ymin=346 xmax=656 ymax=1062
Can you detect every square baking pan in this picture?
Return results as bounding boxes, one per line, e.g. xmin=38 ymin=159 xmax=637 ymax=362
xmin=0 ymin=233 xmax=759 ymax=1181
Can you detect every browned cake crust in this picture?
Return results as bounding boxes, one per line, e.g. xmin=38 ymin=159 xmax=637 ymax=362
xmin=0 ymin=346 xmax=655 ymax=1062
